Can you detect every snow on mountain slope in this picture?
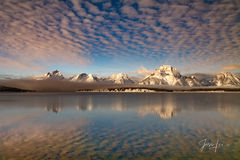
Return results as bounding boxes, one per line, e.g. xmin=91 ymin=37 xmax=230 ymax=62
xmin=184 ymin=73 xmax=214 ymax=86
xmin=33 ymin=70 xmax=64 ymax=80
xmin=70 ymin=73 xmax=99 ymax=83
xmin=185 ymin=76 xmax=201 ymax=87
xmin=212 ymin=72 xmax=240 ymax=87
xmin=70 ymin=73 xmax=135 ymax=84
xmin=234 ymin=73 xmax=240 ymax=79
xmin=31 ymin=67 xmax=240 ymax=87
xmin=139 ymin=65 xmax=183 ymax=86
xmin=109 ymin=73 xmax=135 ymax=84
xmin=139 ymin=65 xmax=200 ymax=87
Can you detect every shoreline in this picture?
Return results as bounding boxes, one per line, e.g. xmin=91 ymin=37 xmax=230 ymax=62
xmin=1 ymin=85 xmax=240 ymax=93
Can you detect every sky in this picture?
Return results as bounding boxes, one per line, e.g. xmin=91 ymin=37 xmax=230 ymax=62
xmin=0 ymin=0 xmax=240 ymax=77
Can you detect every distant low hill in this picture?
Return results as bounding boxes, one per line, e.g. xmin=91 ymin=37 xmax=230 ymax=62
xmin=0 ymin=85 xmax=34 ymax=92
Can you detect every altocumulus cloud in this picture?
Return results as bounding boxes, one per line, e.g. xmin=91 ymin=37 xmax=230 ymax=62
xmin=0 ymin=0 xmax=239 ymax=74
xmin=0 ymin=0 xmax=90 ymax=73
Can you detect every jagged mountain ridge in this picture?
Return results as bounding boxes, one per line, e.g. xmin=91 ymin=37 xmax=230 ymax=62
xmin=33 ymin=70 xmax=64 ymax=80
xmin=69 ymin=73 xmax=134 ymax=84
xmin=213 ymin=72 xmax=240 ymax=87
xmin=70 ymin=73 xmax=100 ymax=83
xmin=109 ymin=73 xmax=135 ymax=84
xmin=139 ymin=65 xmax=201 ymax=87
xmin=139 ymin=65 xmax=240 ymax=87
xmin=32 ymin=65 xmax=240 ymax=87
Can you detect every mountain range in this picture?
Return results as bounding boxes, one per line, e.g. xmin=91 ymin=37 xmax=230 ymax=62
xmin=33 ymin=65 xmax=240 ymax=87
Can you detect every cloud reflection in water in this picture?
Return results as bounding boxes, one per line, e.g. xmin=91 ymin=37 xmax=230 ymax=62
xmin=0 ymin=93 xmax=240 ymax=159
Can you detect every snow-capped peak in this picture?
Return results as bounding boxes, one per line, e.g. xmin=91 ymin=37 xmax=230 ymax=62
xmin=158 ymin=65 xmax=180 ymax=77
xmin=212 ymin=72 xmax=240 ymax=87
xmin=70 ymin=73 xmax=98 ymax=83
xmin=31 ymin=67 xmax=240 ymax=87
xmin=110 ymin=73 xmax=135 ymax=84
xmin=140 ymin=65 xmax=184 ymax=86
xmin=71 ymin=73 xmax=87 ymax=81
xmin=33 ymin=70 xmax=64 ymax=80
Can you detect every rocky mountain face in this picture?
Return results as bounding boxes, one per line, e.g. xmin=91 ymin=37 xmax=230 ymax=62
xmin=33 ymin=70 xmax=64 ymax=80
xmin=212 ymin=72 xmax=240 ymax=87
xmin=184 ymin=76 xmax=201 ymax=87
xmin=69 ymin=73 xmax=135 ymax=84
xmin=70 ymin=73 xmax=99 ymax=83
xmin=109 ymin=73 xmax=135 ymax=84
xmin=32 ymin=66 xmax=240 ymax=87
xmin=235 ymin=73 xmax=240 ymax=79
xmin=139 ymin=65 xmax=240 ymax=87
xmin=139 ymin=65 xmax=184 ymax=86
xmin=139 ymin=65 xmax=201 ymax=87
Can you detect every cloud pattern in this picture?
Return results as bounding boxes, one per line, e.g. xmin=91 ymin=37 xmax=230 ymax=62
xmin=222 ymin=64 xmax=240 ymax=71
xmin=0 ymin=0 xmax=239 ymax=74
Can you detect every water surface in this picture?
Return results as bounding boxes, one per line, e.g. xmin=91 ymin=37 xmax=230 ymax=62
xmin=0 ymin=92 xmax=240 ymax=159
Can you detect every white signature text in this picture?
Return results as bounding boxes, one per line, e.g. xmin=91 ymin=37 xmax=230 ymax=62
xmin=198 ymin=138 xmax=226 ymax=152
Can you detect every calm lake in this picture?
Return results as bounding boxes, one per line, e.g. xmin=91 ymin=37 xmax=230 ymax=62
xmin=0 ymin=92 xmax=239 ymax=159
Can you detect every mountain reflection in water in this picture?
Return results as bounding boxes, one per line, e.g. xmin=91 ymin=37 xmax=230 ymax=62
xmin=43 ymin=93 xmax=180 ymax=119
xmin=0 ymin=93 xmax=240 ymax=160
xmin=37 ymin=93 xmax=239 ymax=120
